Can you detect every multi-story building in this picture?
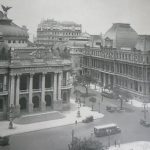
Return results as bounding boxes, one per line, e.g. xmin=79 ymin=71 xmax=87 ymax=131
xmin=54 ymin=32 xmax=103 ymax=75
xmin=35 ymin=19 xmax=82 ymax=47
xmin=0 ymin=8 xmax=72 ymax=120
xmin=81 ymin=23 xmax=150 ymax=102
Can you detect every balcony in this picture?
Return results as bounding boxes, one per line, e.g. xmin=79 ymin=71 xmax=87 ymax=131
xmin=45 ymin=87 xmax=53 ymax=91
xmin=20 ymin=90 xmax=29 ymax=94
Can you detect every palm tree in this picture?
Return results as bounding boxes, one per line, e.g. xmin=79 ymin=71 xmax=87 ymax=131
xmin=89 ymin=97 xmax=97 ymax=111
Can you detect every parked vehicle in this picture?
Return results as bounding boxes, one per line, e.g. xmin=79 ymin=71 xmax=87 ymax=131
xmin=101 ymin=90 xmax=115 ymax=99
xmin=94 ymin=123 xmax=121 ymax=137
xmin=106 ymin=105 xmax=118 ymax=112
xmin=82 ymin=116 xmax=93 ymax=123
xmin=0 ymin=136 xmax=9 ymax=146
xmin=140 ymin=119 xmax=150 ymax=127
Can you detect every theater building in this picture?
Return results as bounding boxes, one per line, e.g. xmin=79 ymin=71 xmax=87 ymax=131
xmin=81 ymin=23 xmax=150 ymax=102
xmin=0 ymin=9 xmax=72 ymax=120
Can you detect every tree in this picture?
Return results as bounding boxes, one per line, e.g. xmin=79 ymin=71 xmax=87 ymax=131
xmin=113 ymin=86 xmax=133 ymax=110
xmin=68 ymin=137 xmax=104 ymax=150
xmin=89 ymin=97 xmax=97 ymax=111
xmin=72 ymin=80 xmax=79 ymax=90
xmin=91 ymin=78 xmax=98 ymax=90
xmin=80 ymin=92 xmax=91 ymax=106
xmin=75 ymin=73 xmax=93 ymax=94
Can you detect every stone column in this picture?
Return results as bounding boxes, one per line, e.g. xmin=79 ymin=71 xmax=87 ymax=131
xmin=39 ymin=74 xmax=42 ymax=90
xmin=66 ymin=71 xmax=69 ymax=85
xmin=3 ymin=75 xmax=7 ymax=91
xmin=28 ymin=74 xmax=33 ymax=113
xmin=15 ymin=74 xmax=20 ymax=115
xmin=41 ymin=73 xmax=46 ymax=111
xmin=53 ymin=73 xmax=57 ymax=101
xmin=103 ymin=73 xmax=106 ymax=87
xmin=53 ymin=72 xmax=62 ymax=110
xmin=58 ymin=72 xmax=62 ymax=100
xmin=10 ymin=75 xmax=15 ymax=106
xmin=108 ymin=74 xmax=111 ymax=85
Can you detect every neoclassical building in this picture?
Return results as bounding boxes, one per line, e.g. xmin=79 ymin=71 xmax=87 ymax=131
xmin=0 ymin=8 xmax=72 ymax=120
xmin=81 ymin=23 xmax=150 ymax=102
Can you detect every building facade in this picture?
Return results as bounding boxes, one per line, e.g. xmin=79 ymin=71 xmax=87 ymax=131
xmin=35 ymin=19 xmax=82 ymax=47
xmin=81 ymin=23 xmax=150 ymax=102
xmin=0 ymin=8 xmax=72 ymax=120
xmin=55 ymin=32 xmax=103 ymax=75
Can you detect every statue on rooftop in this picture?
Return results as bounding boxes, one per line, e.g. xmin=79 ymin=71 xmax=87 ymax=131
xmin=1 ymin=5 xmax=12 ymax=17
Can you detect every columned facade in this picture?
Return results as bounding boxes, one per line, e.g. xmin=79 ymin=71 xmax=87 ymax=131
xmin=0 ymin=69 xmax=72 ymax=120
xmin=81 ymin=48 xmax=150 ymax=102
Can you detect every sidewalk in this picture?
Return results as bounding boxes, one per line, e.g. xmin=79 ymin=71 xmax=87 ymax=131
xmin=109 ymin=141 xmax=150 ymax=150
xmin=0 ymin=98 xmax=104 ymax=137
xmin=127 ymin=100 xmax=150 ymax=108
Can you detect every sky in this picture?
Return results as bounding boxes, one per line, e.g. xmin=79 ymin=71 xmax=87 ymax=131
xmin=1 ymin=0 xmax=150 ymax=41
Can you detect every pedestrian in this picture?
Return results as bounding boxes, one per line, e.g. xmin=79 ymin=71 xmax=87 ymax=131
xmin=80 ymin=103 xmax=81 ymax=107
xmin=118 ymin=140 xmax=120 ymax=147
xmin=75 ymin=120 xmax=77 ymax=125
xmin=114 ymin=140 xmax=117 ymax=147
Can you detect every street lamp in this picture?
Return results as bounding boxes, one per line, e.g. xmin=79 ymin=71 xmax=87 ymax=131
xmin=101 ymin=87 xmax=104 ymax=102
xmin=143 ymin=103 xmax=148 ymax=121
xmin=8 ymin=104 xmax=14 ymax=129
xmin=106 ymin=129 xmax=111 ymax=147
xmin=77 ymin=98 xmax=81 ymax=117
xmin=98 ymin=99 xmax=101 ymax=113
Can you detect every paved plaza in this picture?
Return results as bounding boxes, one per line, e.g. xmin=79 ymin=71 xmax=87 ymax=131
xmin=0 ymin=97 xmax=103 ymax=137
xmin=0 ymin=85 xmax=150 ymax=150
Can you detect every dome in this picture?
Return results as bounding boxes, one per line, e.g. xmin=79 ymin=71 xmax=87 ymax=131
xmin=0 ymin=23 xmax=29 ymax=40
xmin=104 ymin=23 xmax=138 ymax=50
xmin=0 ymin=17 xmax=29 ymax=40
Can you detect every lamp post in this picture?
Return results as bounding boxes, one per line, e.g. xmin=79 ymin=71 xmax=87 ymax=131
xmin=143 ymin=103 xmax=148 ymax=121
xmin=101 ymin=87 xmax=104 ymax=102
xmin=77 ymin=98 xmax=81 ymax=117
xmin=106 ymin=129 xmax=111 ymax=147
xmin=8 ymin=104 xmax=14 ymax=129
xmin=98 ymin=99 xmax=101 ymax=113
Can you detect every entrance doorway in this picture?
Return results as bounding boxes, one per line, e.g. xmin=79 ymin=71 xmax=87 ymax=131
xmin=32 ymin=96 xmax=40 ymax=108
xmin=45 ymin=95 xmax=52 ymax=107
xmin=62 ymin=92 xmax=67 ymax=103
xmin=19 ymin=97 xmax=27 ymax=110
